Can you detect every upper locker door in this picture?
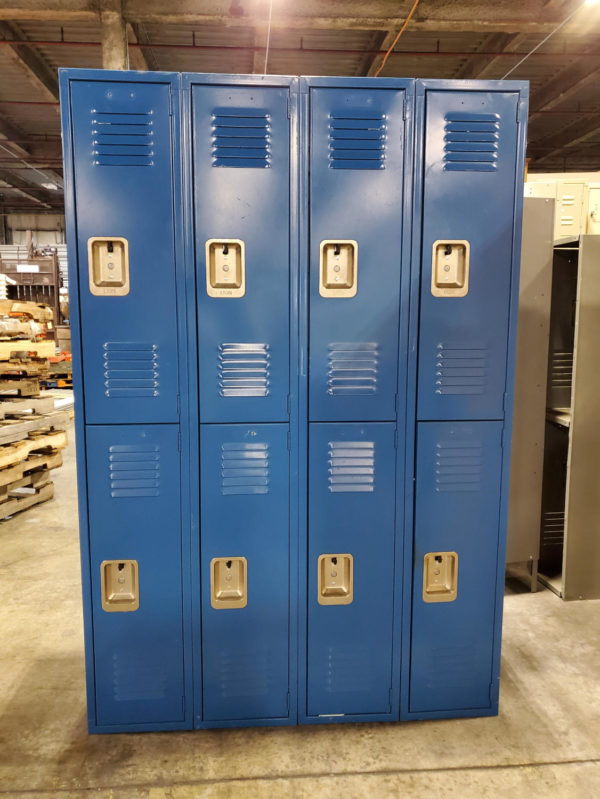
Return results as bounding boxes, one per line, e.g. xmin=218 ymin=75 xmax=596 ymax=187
xmin=417 ymin=88 xmax=520 ymax=421
xmin=192 ymin=84 xmax=291 ymax=423
xmin=70 ymin=79 xmax=179 ymax=424
xmin=309 ymin=87 xmax=406 ymax=422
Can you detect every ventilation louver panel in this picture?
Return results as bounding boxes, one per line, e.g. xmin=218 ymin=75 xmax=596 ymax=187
xmin=435 ymin=442 xmax=482 ymax=493
xmin=328 ymin=343 xmax=379 ymax=395
xmin=329 ymin=115 xmax=386 ymax=170
xmin=221 ymin=442 xmax=270 ymax=496
xmin=91 ymin=110 xmax=154 ymax=167
xmin=443 ymin=112 xmax=499 ymax=172
xmin=212 ymin=110 xmax=271 ymax=168
xmin=328 ymin=441 xmax=375 ymax=493
xmin=218 ymin=343 xmax=270 ymax=397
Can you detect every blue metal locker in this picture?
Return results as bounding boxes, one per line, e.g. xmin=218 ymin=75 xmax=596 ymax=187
xmin=189 ymin=78 xmax=293 ymax=424
xmin=402 ymin=80 xmax=528 ymax=721
xmin=199 ymin=423 xmax=291 ymax=723
xmin=61 ymin=70 xmax=193 ymax=733
xmin=409 ymin=421 xmax=504 ymax=714
xmin=306 ymin=422 xmax=397 ymax=719
xmin=61 ymin=69 xmax=527 ymax=733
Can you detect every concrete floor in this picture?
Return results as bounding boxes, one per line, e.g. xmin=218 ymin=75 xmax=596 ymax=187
xmin=1 ymin=422 xmax=599 ymax=798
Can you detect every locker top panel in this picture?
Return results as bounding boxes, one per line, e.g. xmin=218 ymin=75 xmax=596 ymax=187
xmin=183 ymin=73 xmax=297 ymax=88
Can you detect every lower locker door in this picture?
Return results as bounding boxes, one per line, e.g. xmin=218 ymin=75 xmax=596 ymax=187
xmin=410 ymin=421 xmax=503 ymax=713
xmin=86 ymin=424 xmax=185 ymax=727
xmin=200 ymin=423 xmax=290 ymax=721
xmin=307 ymin=423 xmax=397 ymax=717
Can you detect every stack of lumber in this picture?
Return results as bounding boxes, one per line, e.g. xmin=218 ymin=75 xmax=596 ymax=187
xmin=0 ymin=402 xmax=69 ymax=519
xmin=44 ymin=353 xmax=73 ymax=389
xmin=0 ymin=300 xmax=56 ymax=398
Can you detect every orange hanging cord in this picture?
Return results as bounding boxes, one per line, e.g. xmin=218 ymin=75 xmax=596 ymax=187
xmin=373 ymin=0 xmax=420 ymax=78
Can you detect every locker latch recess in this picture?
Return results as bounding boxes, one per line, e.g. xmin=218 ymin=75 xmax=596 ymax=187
xmin=318 ymin=554 xmax=353 ymax=605
xmin=319 ymin=240 xmax=358 ymax=297
xmin=100 ymin=559 xmax=139 ymax=612
xmin=205 ymin=239 xmax=245 ymax=298
xmin=423 ymin=552 xmax=458 ymax=603
xmin=88 ymin=237 xmax=129 ymax=296
xmin=211 ymin=557 xmax=248 ymax=609
xmin=431 ymin=240 xmax=469 ymax=297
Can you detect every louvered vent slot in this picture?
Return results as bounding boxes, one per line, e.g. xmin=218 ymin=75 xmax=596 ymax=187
xmin=329 ymin=114 xmax=386 ymax=169
xmin=221 ymin=442 xmax=269 ymax=496
xmin=103 ymin=342 xmax=159 ymax=398
xmin=112 ymin=652 xmax=167 ymax=700
xmin=212 ymin=110 xmax=271 ymax=168
xmin=541 ymin=511 xmax=565 ymax=547
xmin=218 ymin=343 xmax=270 ymax=397
xmin=217 ymin=648 xmax=273 ymax=697
xmin=435 ymin=442 xmax=482 ymax=493
xmin=550 ymin=351 xmax=573 ymax=387
xmin=328 ymin=342 xmax=379 ymax=395
xmin=435 ymin=344 xmax=488 ymax=396
xmin=323 ymin=644 xmax=377 ymax=694
xmin=109 ymin=444 xmax=160 ymax=499
xmin=424 ymin=645 xmax=481 ymax=689
xmin=328 ymin=441 xmax=375 ymax=493
xmin=91 ymin=110 xmax=154 ymax=167
xmin=443 ymin=112 xmax=499 ymax=172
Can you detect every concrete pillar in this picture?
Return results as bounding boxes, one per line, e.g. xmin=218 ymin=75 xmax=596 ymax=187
xmin=100 ymin=0 xmax=129 ymax=70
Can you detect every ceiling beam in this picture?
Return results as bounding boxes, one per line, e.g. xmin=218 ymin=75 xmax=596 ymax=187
xmin=453 ymin=33 xmax=520 ymax=80
xmin=0 ymin=21 xmax=58 ymax=102
xmin=0 ymin=0 xmax=597 ymax=34
xmin=0 ymin=114 xmax=63 ymax=190
xmin=530 ymin=59 xmax=600 ymax=118
xmin=528 ymin=113 xmax=600 ymax=164
xmin=363 ymin=30 xmax=396 ymax=77
xmin=0 ymin=169 xmax=53 ymax=209
xmin=100 ymin=0 xmax=129 ymax=70
xmin=128 ymin=22 xmax=157 ymax=70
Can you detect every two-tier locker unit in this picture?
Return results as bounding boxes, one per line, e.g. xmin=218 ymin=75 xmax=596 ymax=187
xmin=60 ymin=70 xmax=527 ymax=732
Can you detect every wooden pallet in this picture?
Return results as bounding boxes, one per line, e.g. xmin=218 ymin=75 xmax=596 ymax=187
xmin=0 ymin=428 xmax=68 ymax=469
xmin=0 ymin=410 xmax=70 ymax=447
xmin=0 ymin=449 xmax=62 ymax=488
xmin=0 ymin=340 xmax=54 ymax=361
xmin=0 ymin=396 xmax=54 ymax=419
xmin=0 ymin=480 xmax=54 ymax=520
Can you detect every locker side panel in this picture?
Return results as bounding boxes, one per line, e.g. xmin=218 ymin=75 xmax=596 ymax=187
xmin=86 ymin=424 xmax=185 ymax=727
xmin=417 ymin=90 xmax=519 ymax=421
xmin=200 ymin=423 xmax=290 ymax=721
xmin=192 ymin=85 xmax=290 ymax=423
xmin=307 ymin=423 xmax=397 ymax=717
xmin=308 ymin=87 xmax=406 ymax=422
xmin=410 ymin=421 xmax=503 ymax=713
xmin=69 ymin=80 xmax=179 ymax=424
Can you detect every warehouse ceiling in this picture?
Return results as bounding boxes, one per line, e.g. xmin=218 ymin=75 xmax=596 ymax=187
xmin=0 ymin=0 xmax=599 ymax=214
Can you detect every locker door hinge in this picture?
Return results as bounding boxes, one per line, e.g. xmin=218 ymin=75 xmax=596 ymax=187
xmin=287 ymin=96 xmax=291 ymax=118
xmin=286 ymin=393 xmax=291 ymax=415
xmin=502 ymin=391 xmax=508 ymax=416
xmin=169 ymin=92 xmax=174 ymax=116
xmin=394 ymin=392 xmax=400 ymax=417
xmin=394 ymin=428 xmax=399 ymax=449
xmin=389 ymin=687 xmax=394 ymax=712
xmin=287 ymin=430 xmax=291 ymax=450
xmin=178 ymin=431 xmax=182 ymax=451
xmin=176 ymin=393 xmax=181 ymax=417
xmin=402 ymin=95 xmax=407 ymax=120
xmin=286 ymin=692 xmax=291 ymax=713
xmin=516 ymin=100 xmax=521 ymax=123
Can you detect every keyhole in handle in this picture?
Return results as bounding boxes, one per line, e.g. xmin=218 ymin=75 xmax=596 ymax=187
xmin=222 ymin=244 xmax=229 ymax=256
xmin=444 ymin=244 xmax=452 ymax=256
xmin=226 ymin=560 xmax=232 ymax=569
xmin=333 ymin=244 xmax=340 ymax=256
xmin=331 ymin=557 xmax=337 ymax=565
xmin=107 ymin=241 xmax=114 ymax=253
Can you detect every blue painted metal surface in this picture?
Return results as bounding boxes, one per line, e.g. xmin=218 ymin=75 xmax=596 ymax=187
xmin=306 ymin=422 xmax=397 ymax=719
xmin=308 ymin=84 xmax=408 ymax=422
xmin=68 ymin=78 xmax=180 ymax=425
xmin=61 ymin=69 xmax=527 ymax=733
xmin=199 ymin=423 xmax=291 ymax=723
xmin=191 ymin=81 xmax=292 ymax=424
xmin=409 ymin=421 xmax=503 ymax=713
